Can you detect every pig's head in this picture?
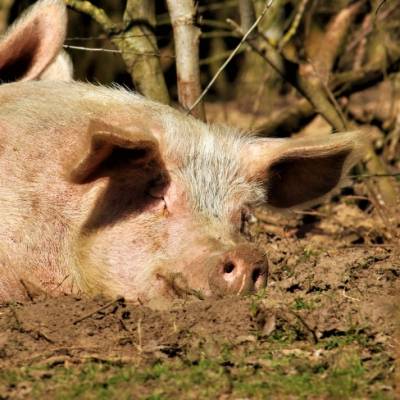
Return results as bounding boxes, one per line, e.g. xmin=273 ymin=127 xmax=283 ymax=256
xmin=63 ymin=113 xmax=364 ymax=308
xmin=0 ymin=0 xmax=367 ymax=307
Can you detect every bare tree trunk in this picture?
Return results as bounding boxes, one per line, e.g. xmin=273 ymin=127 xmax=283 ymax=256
xmin=166 ymin=0 xmax=205 ymax=121
xmin=0 ymin=0 xmax=14 ymax=33
xmin=65 ymin=0 xmax=170 ymax=104
xmin=120 ymin=0 xmax=170 ymax=104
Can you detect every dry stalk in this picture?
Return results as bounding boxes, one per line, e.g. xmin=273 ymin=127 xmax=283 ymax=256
xmin=166 ymin=0 xmax=205 ymax=120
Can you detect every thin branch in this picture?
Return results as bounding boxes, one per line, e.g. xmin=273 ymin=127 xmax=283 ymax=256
xmin=187 ymin=0 xmax=273 ymax=115
xmin=66 ymin=33 xmax=170 ymax=41
xmin=279 ymin=0 xmax=309 ymax=50
xmin=64 ymin=44 xmax=121 ymax=53
xmin=63 ymin=44 xmax=175 ymax=59
xmin=64 ymin=0 xmax=117 ymax=34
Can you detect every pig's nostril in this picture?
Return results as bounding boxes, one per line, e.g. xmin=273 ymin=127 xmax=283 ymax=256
xmin=252 ymin=267 xmax=262 ymax=283
xmin=223 ymin=261 xmax=235 ymax=274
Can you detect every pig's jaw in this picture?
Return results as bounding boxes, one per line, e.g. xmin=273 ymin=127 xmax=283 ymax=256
xmin=73 ymin=213 xmax=241 ymax=306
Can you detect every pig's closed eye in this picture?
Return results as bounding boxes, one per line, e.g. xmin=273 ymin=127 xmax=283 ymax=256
xmin=146 ymin=174 xmax=169 ymax=200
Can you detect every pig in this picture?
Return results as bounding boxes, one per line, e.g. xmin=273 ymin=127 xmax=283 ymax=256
xmin=0 ymin=0 xmax=366 ymax=308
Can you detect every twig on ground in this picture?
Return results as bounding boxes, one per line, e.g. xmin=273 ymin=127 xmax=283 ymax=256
xmin=73 ymin=297 xmax=124 ymax=325
xmin=136 ymin=318 xmax=143 ymax=352
xmin=51 ymin=274 xmax=72 ymax=294
xmin=341 ymin=289 xmax=361 ymax=302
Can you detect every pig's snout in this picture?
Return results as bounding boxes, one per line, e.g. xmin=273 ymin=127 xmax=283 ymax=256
xmin=209 ymin=245 xmax=268 ymax=296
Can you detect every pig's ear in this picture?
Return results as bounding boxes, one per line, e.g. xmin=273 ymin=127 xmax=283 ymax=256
xmin=0 ymin=0 xmax=68 ymax=82
xmin=67 ymin=120 xmax=161 ymax=183
xmin=243 ymin=131 xmax=366 ymax=209
xmin=39 ymin=50 xmax=73 ymax=81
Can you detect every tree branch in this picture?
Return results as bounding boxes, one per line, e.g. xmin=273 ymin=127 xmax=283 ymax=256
xmin=64 ymin=0 xmax=116 ymax=34
xmin=119 ymin=0 xmax=170 ymax=104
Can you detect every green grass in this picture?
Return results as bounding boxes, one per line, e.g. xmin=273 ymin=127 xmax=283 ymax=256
xmin=0 ymin=342 xmax=394 ymax=400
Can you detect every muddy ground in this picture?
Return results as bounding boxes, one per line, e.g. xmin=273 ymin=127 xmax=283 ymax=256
xmin=0 ymin=180 xmax=399 ymax=399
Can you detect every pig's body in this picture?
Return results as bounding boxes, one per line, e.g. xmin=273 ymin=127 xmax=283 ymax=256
xmin=0 ymin=0 xmax=366 ymax=307
xmin=0 ymin=81 xmax=266 ymax=304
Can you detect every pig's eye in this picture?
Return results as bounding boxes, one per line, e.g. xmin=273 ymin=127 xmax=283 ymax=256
xmin=147 ymin=173 xmax=168 ymax=200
